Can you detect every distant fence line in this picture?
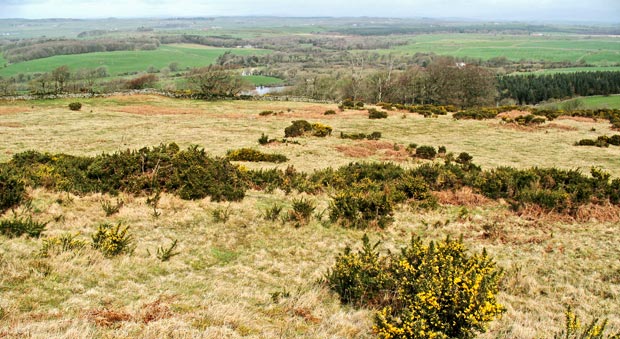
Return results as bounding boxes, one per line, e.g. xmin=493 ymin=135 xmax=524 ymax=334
xmin=0 ymin=89 xmax=336 ymax=104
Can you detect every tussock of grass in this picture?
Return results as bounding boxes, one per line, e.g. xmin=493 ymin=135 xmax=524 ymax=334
xmin=0 ymin=97 xmax=619 ymax=338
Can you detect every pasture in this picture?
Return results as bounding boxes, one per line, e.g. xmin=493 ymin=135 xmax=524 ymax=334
xmin=0 ymin=45 xmax=271 ymax=77
xmin=0 ymin=95 xmax=619 ymax=338
xmin=385 ymin=34 xmax=620 ymax=65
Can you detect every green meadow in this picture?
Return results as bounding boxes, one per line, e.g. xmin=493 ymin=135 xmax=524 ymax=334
xmin=0 ymin=44 xmax=271 ymax=77
xmin=384 ymin=34 xmax=620 ymax=65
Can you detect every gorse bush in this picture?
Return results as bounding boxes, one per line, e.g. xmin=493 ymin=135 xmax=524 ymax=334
xmin=329 ymin=179 xmax=396 ymax=229
xmin=0 ymin=169 xmax=26 ymax=214
xmin=284 ymin=120 xmax=333 ymax=138
xmin=284 ymin=120 xmax=313 ymax=137
xmin=101 ymin=198 xmax=123 ymax=216
xmin=553 ymin=307 xmax=620 ymax=339
xmin=7 ymin=143 xmax=247 ymax=202
xmin=311 ymin=123 xmax=333 ymax=137
xmin=326 ymin=235 xmax=505 ymax=339
xmin=68 ymin=102 xmax=82 ymax=111
xmin=39 ymin=232 xmax=86 ymax=257
xmin=0 ymin=215 xmax=46 ymax=238
xmin=226 ymin=148 xmax=288 ymax=163
xmin=415 ymin=145 xmax=437 ymax=160
xmin=287 ymin=197 xmax=316 ymax=227
xmin=369 ymin=108 xmax=388 ymax=119
xmin=575 ymin=135 xmax=620 ymax=148
xmin=340 ymin=131 xmax=382 ymax=140
xmin=92 ymin=222 xmax=134 ymax=257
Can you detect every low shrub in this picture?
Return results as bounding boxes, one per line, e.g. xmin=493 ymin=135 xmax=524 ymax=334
xmin=340 ymin=131 xmax=382 ymax=140
xmin=262 ymin=204 xmax=283 ymax=221
xmin=311 ymin=123 xmax=333 ymax=137
xmin=329 ymin=181 xmax=395 ymax=229
xmin=226 ymin=148 xmax=288 ymax=163
xmin=327 ymin=235 xmax=504 ymax=339
xmin=287 ymin=197 xmax=316 ymax=227
xmin=0 ymin=169 xmax=26 ymax=214
xmin=101 ymin=198 xmax=123 ymax=216
xmin=339 ymin=99 xmax=365 ymax=110
xmin=324 ymin=109 xmax=336 ymax=115
xmin=368 ymin=108 xmax=388 ymax=119
xmin=553 ymin=306 xmax=620 ymax=339
xmin=39 ymin=233 xmax=86 ymax=257
xmin=92 ymin=222 xmax=134 ymax=257
xmin=68 ymin=102 xmax=82 ymax=111
xmin=0 ymin=215 xmax=46 ymax=238
xmin=155 ymin=239 xmax=179 ymax=262
xmin=415 ymin=145 xmax=437 ymax=160
xmin=576 ymin=135 xmax=620 ymax=148
xmin=284 ymin=120 xmax=313 ymax=137
xmin=453 ymin=108 xmax=499 ymax=120
xmin=259 ymin=110 xmax=275 ymax=116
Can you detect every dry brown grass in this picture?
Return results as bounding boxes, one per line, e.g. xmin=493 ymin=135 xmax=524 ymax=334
xmin=0 ymin=106 xmax=31 ymax=115
xmin=433 ymin=187 xmax=494 ymax=207
xmin=110 ymin=105 xmax=204 ymax=115
xmin=335 ymin=140 xmax=409 ymax=161
xmin=0 ymin=96 xmax=619 ymax=338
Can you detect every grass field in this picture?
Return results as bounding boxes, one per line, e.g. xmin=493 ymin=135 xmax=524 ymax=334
xmin=542 ymin=94 xmax=620 ymax=110
xmin=384 ymin=34 xmax=620 ymax=65
xmin=0 ymin=45 xmax=271 ymax=77
xmin=0 ymin=96 xmax=619 ymax=338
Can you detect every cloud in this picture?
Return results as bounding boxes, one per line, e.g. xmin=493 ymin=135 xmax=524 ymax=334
xmin=0 ymin=0 xmax=618 ymax=21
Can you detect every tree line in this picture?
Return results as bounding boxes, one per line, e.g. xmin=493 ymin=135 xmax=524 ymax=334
xmin=498 ymin=71 xmax=620 ymax=105
xmin=1 ymin=37 xmax=160 ymax=63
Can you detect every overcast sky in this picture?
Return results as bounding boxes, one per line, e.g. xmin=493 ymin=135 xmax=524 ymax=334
xmin=0 ymin=0 xmax=618 ymax=22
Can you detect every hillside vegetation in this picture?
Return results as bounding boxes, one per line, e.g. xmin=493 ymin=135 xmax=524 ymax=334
xmin=0 ymin=96 xmax=619 ymax=338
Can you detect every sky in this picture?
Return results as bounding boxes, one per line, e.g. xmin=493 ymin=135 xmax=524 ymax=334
xmin=0 ymin=0 xmax=619 ymax=23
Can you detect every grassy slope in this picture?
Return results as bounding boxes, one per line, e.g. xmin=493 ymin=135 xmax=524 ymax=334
xmin=0 ymin=96 xmax=619 ymax=338
xmin=0 ymin=45 xmax=271 ymax=77
xmin=542 ymin=94 xmax=620 ymax=110
xmin=383 ymin=34 xmax=620 ymax=65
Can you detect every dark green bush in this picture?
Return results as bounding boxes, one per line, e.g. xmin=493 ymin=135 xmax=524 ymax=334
xmin=324 ymin=109 xmax=336 ymax=115
xmin=368 ymin=108 xmax=388 ymax=119
xmin=329 ymin=180 xmax=395 ymax=229
xmin=456 ymin=152 xmax=474 ymax=164
xmin=0 ymin=169 xmax=26 ymax=214
xmin=0 ymin=216 xmax=46 ymax=238
xmin=258 ymin=133 xmax=270 ymax=145
xmin=68 ymin=102 xmax=82 ymax=111
xmin=284 ymin=120 xmax=313 ymax=137
xmin=226 ymin=148 xmax=288 ymax=163
xmin=415 ymin=145 xmax=437 ymax=160
xmin=287 ymin=197 xmax=316 ymax=227
xmin=340 ymin=131 xmax=382 ymax=140
xmin=259 ymin=110 xmax=275 ymax=116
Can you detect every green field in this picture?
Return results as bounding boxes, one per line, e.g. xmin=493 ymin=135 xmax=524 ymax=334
xmin=0 ymin=44 xmax=271 ymax=77
xmin=544 ymin=94 xmax=620 ymax=110
xmin=242 ymin=75 xmax=285 ymax=86
xmin=385 ymin=34 xmax=620 ymax=65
